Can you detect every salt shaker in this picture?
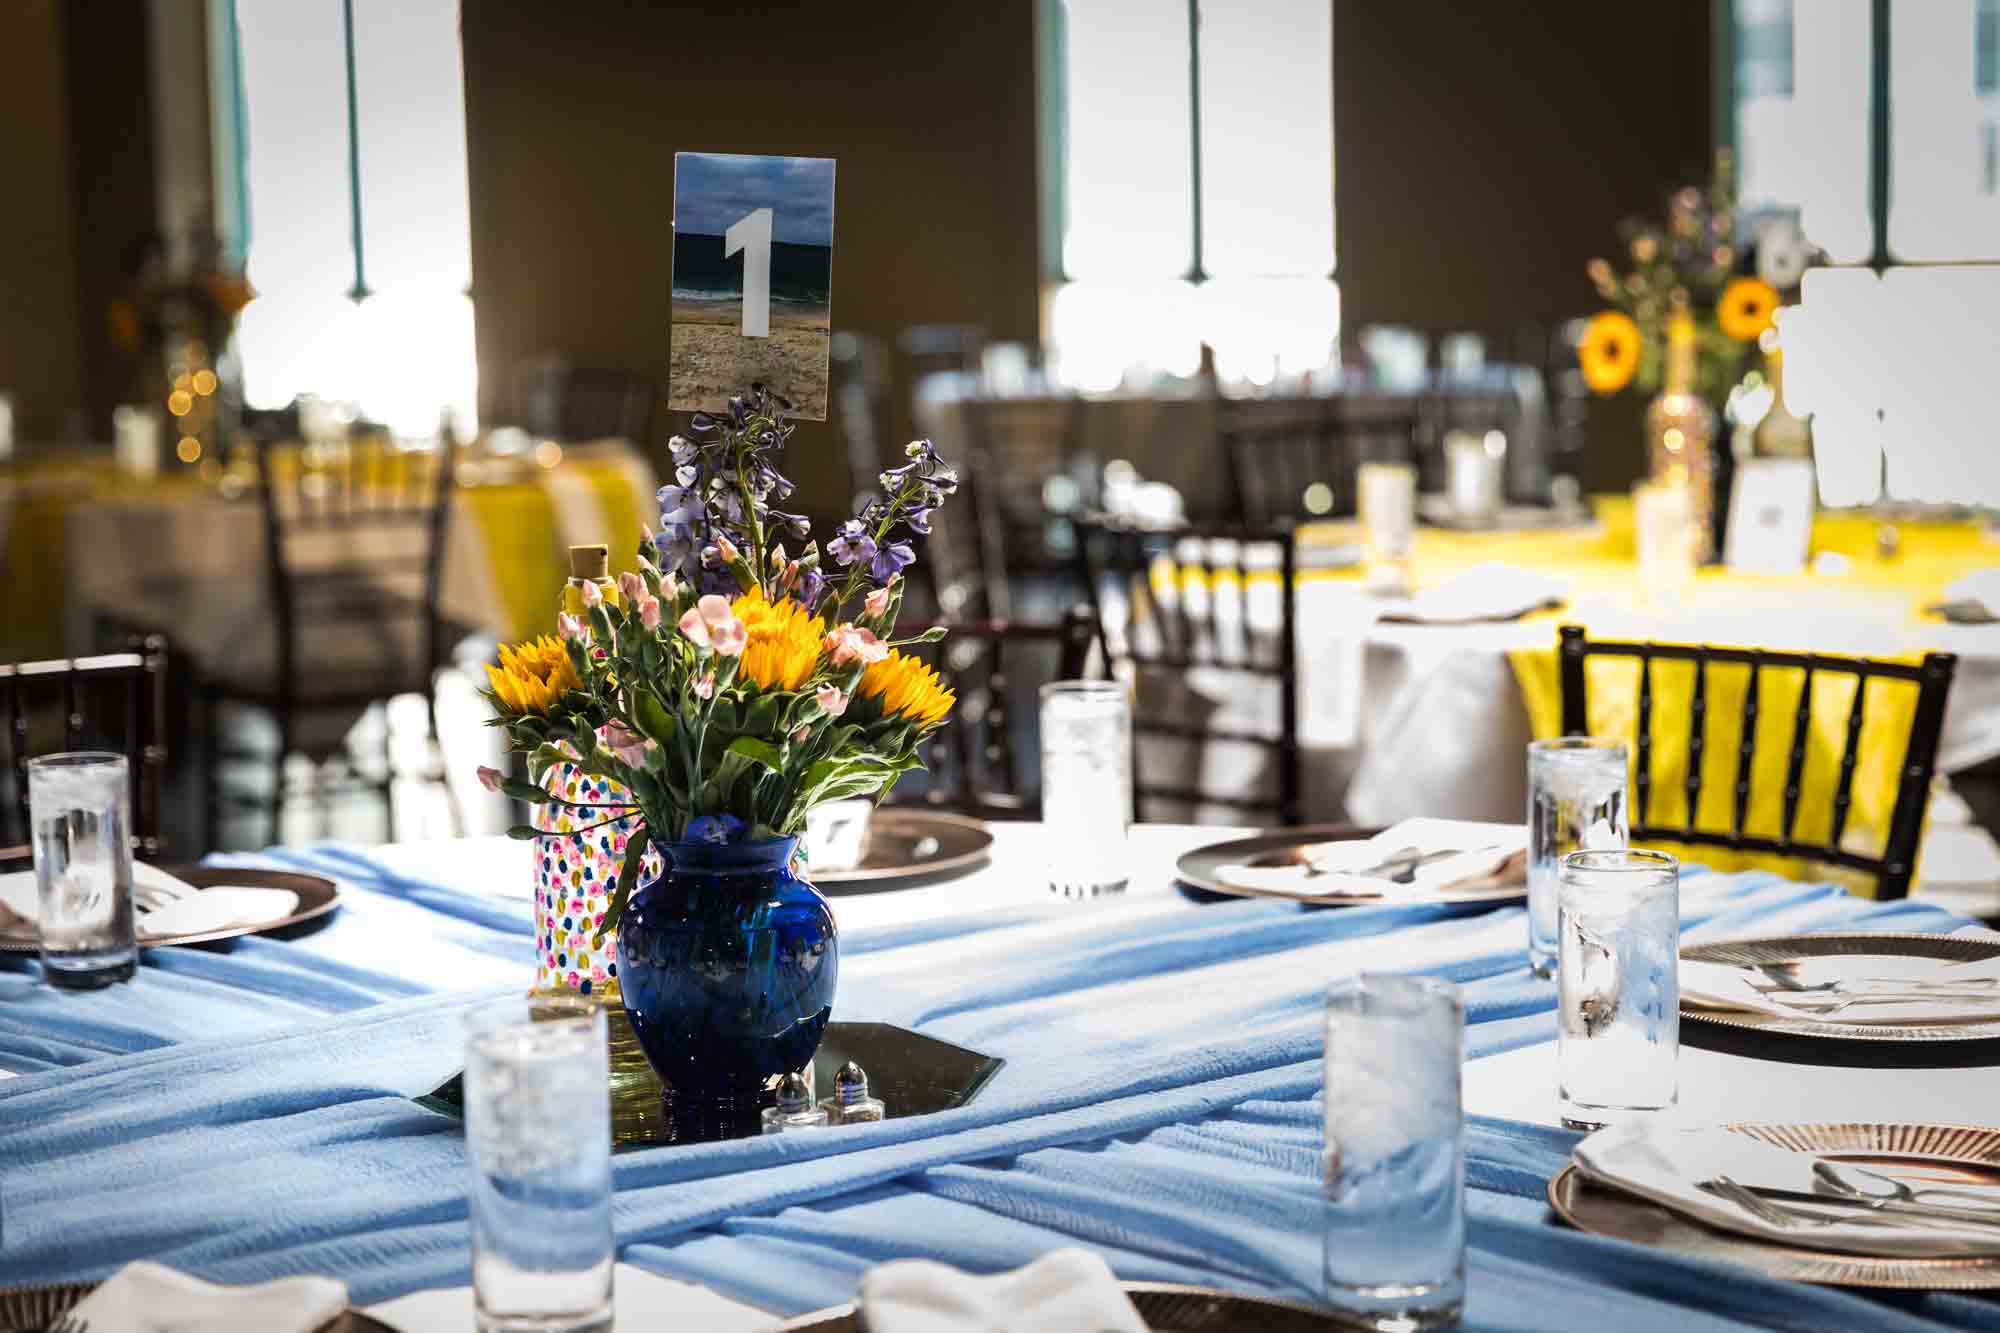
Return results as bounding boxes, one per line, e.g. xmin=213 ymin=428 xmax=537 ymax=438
xmin=761 ymin=1072 xmax=828 ymax=1133
xmin=823 ymin=1060 xmax=885 ymax=1126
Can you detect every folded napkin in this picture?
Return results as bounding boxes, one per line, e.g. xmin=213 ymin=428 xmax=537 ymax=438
xmin=68 ymin=1261 xmax=347 ymax=1333
xmin=1381 ymin=562 xmax=1569 ymax=625
xmin=0 ymin=865 xmax=297 ymax=939
xmin=859 ymin=1248 xmax=1147 ymax=1333
xmin=1217 ymin=818 xmax=1525 ymax=900
xmin=1680 ymin=956 xmax=2000 ymax=1026
xmin=368 ymin=1263 xmax=763 ymax=1332
xmin=1573 ymin=1122 xmax=2000 ymax=1257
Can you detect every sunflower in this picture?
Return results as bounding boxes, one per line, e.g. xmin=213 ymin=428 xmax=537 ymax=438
xmin=1577 ymin=311 xmax=1642 ymax=395
xmin=856 ymin=650 xmax=956 ymax=730
xmin=733 ymin=590 xmax=825 ymax=692
xmin=485 ymin=635 xmax=581 ymax=715
xmin=1718 ymin=277 xmax=1779 ymax=341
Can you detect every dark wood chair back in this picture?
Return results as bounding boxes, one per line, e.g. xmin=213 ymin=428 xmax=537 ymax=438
xmin=252 ymin=435 xmax=458 ymax=709
xmin=1074 ymin=517 xmax=1302 ymax=824
xmin=1557 ymin=625 xmax=1957 ymax=900
xmin=2 ymin=637 xmax=168 ymax=860
xmin=892 ymin=607 xmax=1096 ymax=818
xmin=1223 ymin=394 xmax=1418 ymax=525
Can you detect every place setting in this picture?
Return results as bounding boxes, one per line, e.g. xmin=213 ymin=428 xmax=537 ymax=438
xmin=1176 ymin=817 xmax=1528 ymax=907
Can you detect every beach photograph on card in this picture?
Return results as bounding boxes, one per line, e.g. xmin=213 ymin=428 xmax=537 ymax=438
xmin=668 ymin=151 xmax=836 ymax=420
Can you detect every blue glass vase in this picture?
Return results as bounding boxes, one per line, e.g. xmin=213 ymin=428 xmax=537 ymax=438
xmin=615 ymin=835 xmax=838 ymax=1144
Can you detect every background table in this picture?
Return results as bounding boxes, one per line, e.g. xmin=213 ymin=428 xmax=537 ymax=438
xmin=0 ymin=443 xmax=657 ymax=665
xmin=3 ymin=824 xmax=1996 ymax=1330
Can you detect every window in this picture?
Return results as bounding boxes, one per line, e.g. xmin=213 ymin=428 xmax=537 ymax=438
xmin=1725 ymin=0 xmax=2000 ymax=505
xmin=228 ymin=0 xmax=477 ymax=437
xmin=1042 ymin=0 xmax=1337 ymax=389
xmin=1728 ymin=0 xmax=2000 ymax=264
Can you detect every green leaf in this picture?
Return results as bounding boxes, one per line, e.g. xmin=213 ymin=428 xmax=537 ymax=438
xmin=710 ymin=698 xmax=740 ymax=732
xmin=591 ymin=827 xmax=651 ymax=949
xmin=728 ymin=736 xmax=785 ymax=771
xmin=744 ymin=691 xmax=780 ymax=735
xmin=499 ymin=777 xmax=552 ymax=804
xmin=506 ymin=824 xmax=539 ymax=840
xmin=632 ymin=688 xmax=678 ymax=748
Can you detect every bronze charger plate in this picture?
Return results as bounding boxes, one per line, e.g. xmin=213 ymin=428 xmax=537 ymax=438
xmin=0 ymin=1282 xmax=398 ymax=1332
xmin=1548 ymin=1122 xmax=2000 ymax=1289
xmin=777 ymin=1282 xmax=1361 ymax=1330
xmin=1681 ymin=933 xmax=2000 ymax=1043
xmin=1175 ymin=825 xmax=1525 ymax=907
xmin=809 ymin=810 xmax=993 ymax=892
xmin=0 ymin=865 xmax=341 ymax=953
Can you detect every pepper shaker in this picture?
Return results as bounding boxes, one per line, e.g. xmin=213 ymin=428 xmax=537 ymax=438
xmin=823 ymin=1060 xmax=885 ymax=1126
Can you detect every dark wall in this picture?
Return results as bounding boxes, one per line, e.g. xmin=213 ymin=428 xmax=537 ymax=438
xmin=1333 ymin=0 xmax=1713 ymax=490
xmin=0 ymin=1 xmax=85 ymax=442
xmin=459 ymin=0 xmax=1043 ymax=527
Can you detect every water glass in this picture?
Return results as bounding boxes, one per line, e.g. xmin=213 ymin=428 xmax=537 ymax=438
xmin=465 ymin=996 xmax=615 ymax=1333
xmin=1357 ymin=462 xmax=1416 ymax=593
xmin=28 ymin=752 xmax=137 ymax=989
xmin=1527 ymin=737 xmax=1629 ymax=978
xmin=1322 ymin=974 xmax=1465 ymax=1331
xmin=1040 ymin=681 xmax=1131 ymax=898
xmin=1557 ymin=849 xmax=1680 ymax=1132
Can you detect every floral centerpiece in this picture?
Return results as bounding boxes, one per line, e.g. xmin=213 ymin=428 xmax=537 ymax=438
xmin=1575 ymin=149 xmax=1819 ymax=404
xmin=479 ymin=383 xmax=960 ymax=1141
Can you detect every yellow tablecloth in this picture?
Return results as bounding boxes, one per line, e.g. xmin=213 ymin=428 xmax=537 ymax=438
xmin=1297 ymin=500 xmax=1995 ymax=892
xmin=1 ymin=446 xmax=656 ymax=663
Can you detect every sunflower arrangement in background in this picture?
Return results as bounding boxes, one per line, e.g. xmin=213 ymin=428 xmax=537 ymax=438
xmin=1579 ymin=149 xmax=1820 ymax=405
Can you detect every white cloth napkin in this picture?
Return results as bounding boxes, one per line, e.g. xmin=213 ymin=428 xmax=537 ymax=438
xmin=1573 ymin=1122 xmax=2000 ymax=1257
xmin=0 ymin=865 xmax=296 ymax=939
xmin=67 ymin=1261 xmax=347 ymax=1333
xmin=1217 ymin=818 xmax=1525 ymax=899
xmin=858 ymin=1249 xmax=1147 ymax=1333
xmin=1381 ymin=562 xmax=1569 ymax=624
xmin=1680 ymin=956 xmax=2000 ymax=1025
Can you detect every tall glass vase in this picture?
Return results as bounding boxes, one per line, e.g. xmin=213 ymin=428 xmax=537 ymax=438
xmin=532 ymin=761 xmax=667 ymax=1144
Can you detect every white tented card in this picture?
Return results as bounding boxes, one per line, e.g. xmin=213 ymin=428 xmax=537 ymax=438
xmin=668 ymin=152 xmax=836 ymax=420
xmin=1724 ymin=457 xmax=1815 ymax=574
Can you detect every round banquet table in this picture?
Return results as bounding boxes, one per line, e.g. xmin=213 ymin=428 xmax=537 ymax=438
xmin=2 ymin=822 xmax=1996 ymax=1331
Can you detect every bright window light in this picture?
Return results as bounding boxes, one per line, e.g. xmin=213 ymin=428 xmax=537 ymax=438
xmin=1733 ymin=0 xmax=1872 ymax=261
xmin=233 ymin=0 xmax=477 ymax=438
xmin=1889 ymin=0 xmax=2000 ymax=260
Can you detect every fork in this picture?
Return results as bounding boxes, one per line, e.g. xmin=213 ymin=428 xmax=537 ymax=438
xmin=1751 ymin=965 xmax=2000 ymax=997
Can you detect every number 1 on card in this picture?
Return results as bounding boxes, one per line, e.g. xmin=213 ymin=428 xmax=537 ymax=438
xmin=725 ymin=207 xmax=773 ymax=339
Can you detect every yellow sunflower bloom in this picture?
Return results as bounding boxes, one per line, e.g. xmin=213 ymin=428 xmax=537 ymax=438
xmin=1718 ymin=276 xmax=1780 ymax=340
xmin=856 ymin=650 xmax=956 ymax=730
xmin=485 ymin=635 xmax=582 ymax=715
xmin=733 ymin=590 xmax=825 ymax=692
xmin=1577 ymin=311 xmax=1642 ymax=395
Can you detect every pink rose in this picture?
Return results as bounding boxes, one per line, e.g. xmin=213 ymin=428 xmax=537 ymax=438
xmin=824 ymin=624 xmax=889 ymax=668
xmin=864 ymin=585 xmax=892 ymax=619
xmin=476 ymin=765 xmax=505 ymax=793
xmin=781 ymin=560 xmax=801 ymax=592
xmin=617 ymin=571 xmax=645 ymax=603
xmin=659 ymin=571 xmax=681 ymax=601
xmin=815 ymin=684 xmax=849 ymax=718
xmin=580 ymin=579 xmax=603 ymax=608
xmin=556 ymin=612 xmax=588 ymax=642
xmin=679 ymin=594 xmax=747 ymax=655
xmin=693 ymin=671 xmax=716 ymax=700
xmin=638 ymin=595 xmax=662 ymax=630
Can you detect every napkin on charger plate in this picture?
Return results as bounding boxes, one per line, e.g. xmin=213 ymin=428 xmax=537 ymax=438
xmin=1573 ymin=1122 xmax=2000 ymax=1258
xmin=1680 ymin=955 xmax=2000 ymax=1026
xmin=1216 ymin=818 xmax=1526 ymax=899
xmin=66 ymin=1261 xmax=347 ymax=1333
xmin=858 ymin=1248 xmax=1147 ymax=1333
xmin=1378 ymin=562 xmax=1570 ymax=624
xmin=0 ymin=863 xmax=297 ymax=939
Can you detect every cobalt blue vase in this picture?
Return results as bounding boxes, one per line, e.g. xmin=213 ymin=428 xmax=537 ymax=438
xmin=615 ymin=835 xmax=838 ymax=1143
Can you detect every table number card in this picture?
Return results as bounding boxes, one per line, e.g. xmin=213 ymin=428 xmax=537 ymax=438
xmin=668 ymin=151 xmax=836 ymax=420
xmin=1724 ymin=458 xmax=1816 ymax=574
